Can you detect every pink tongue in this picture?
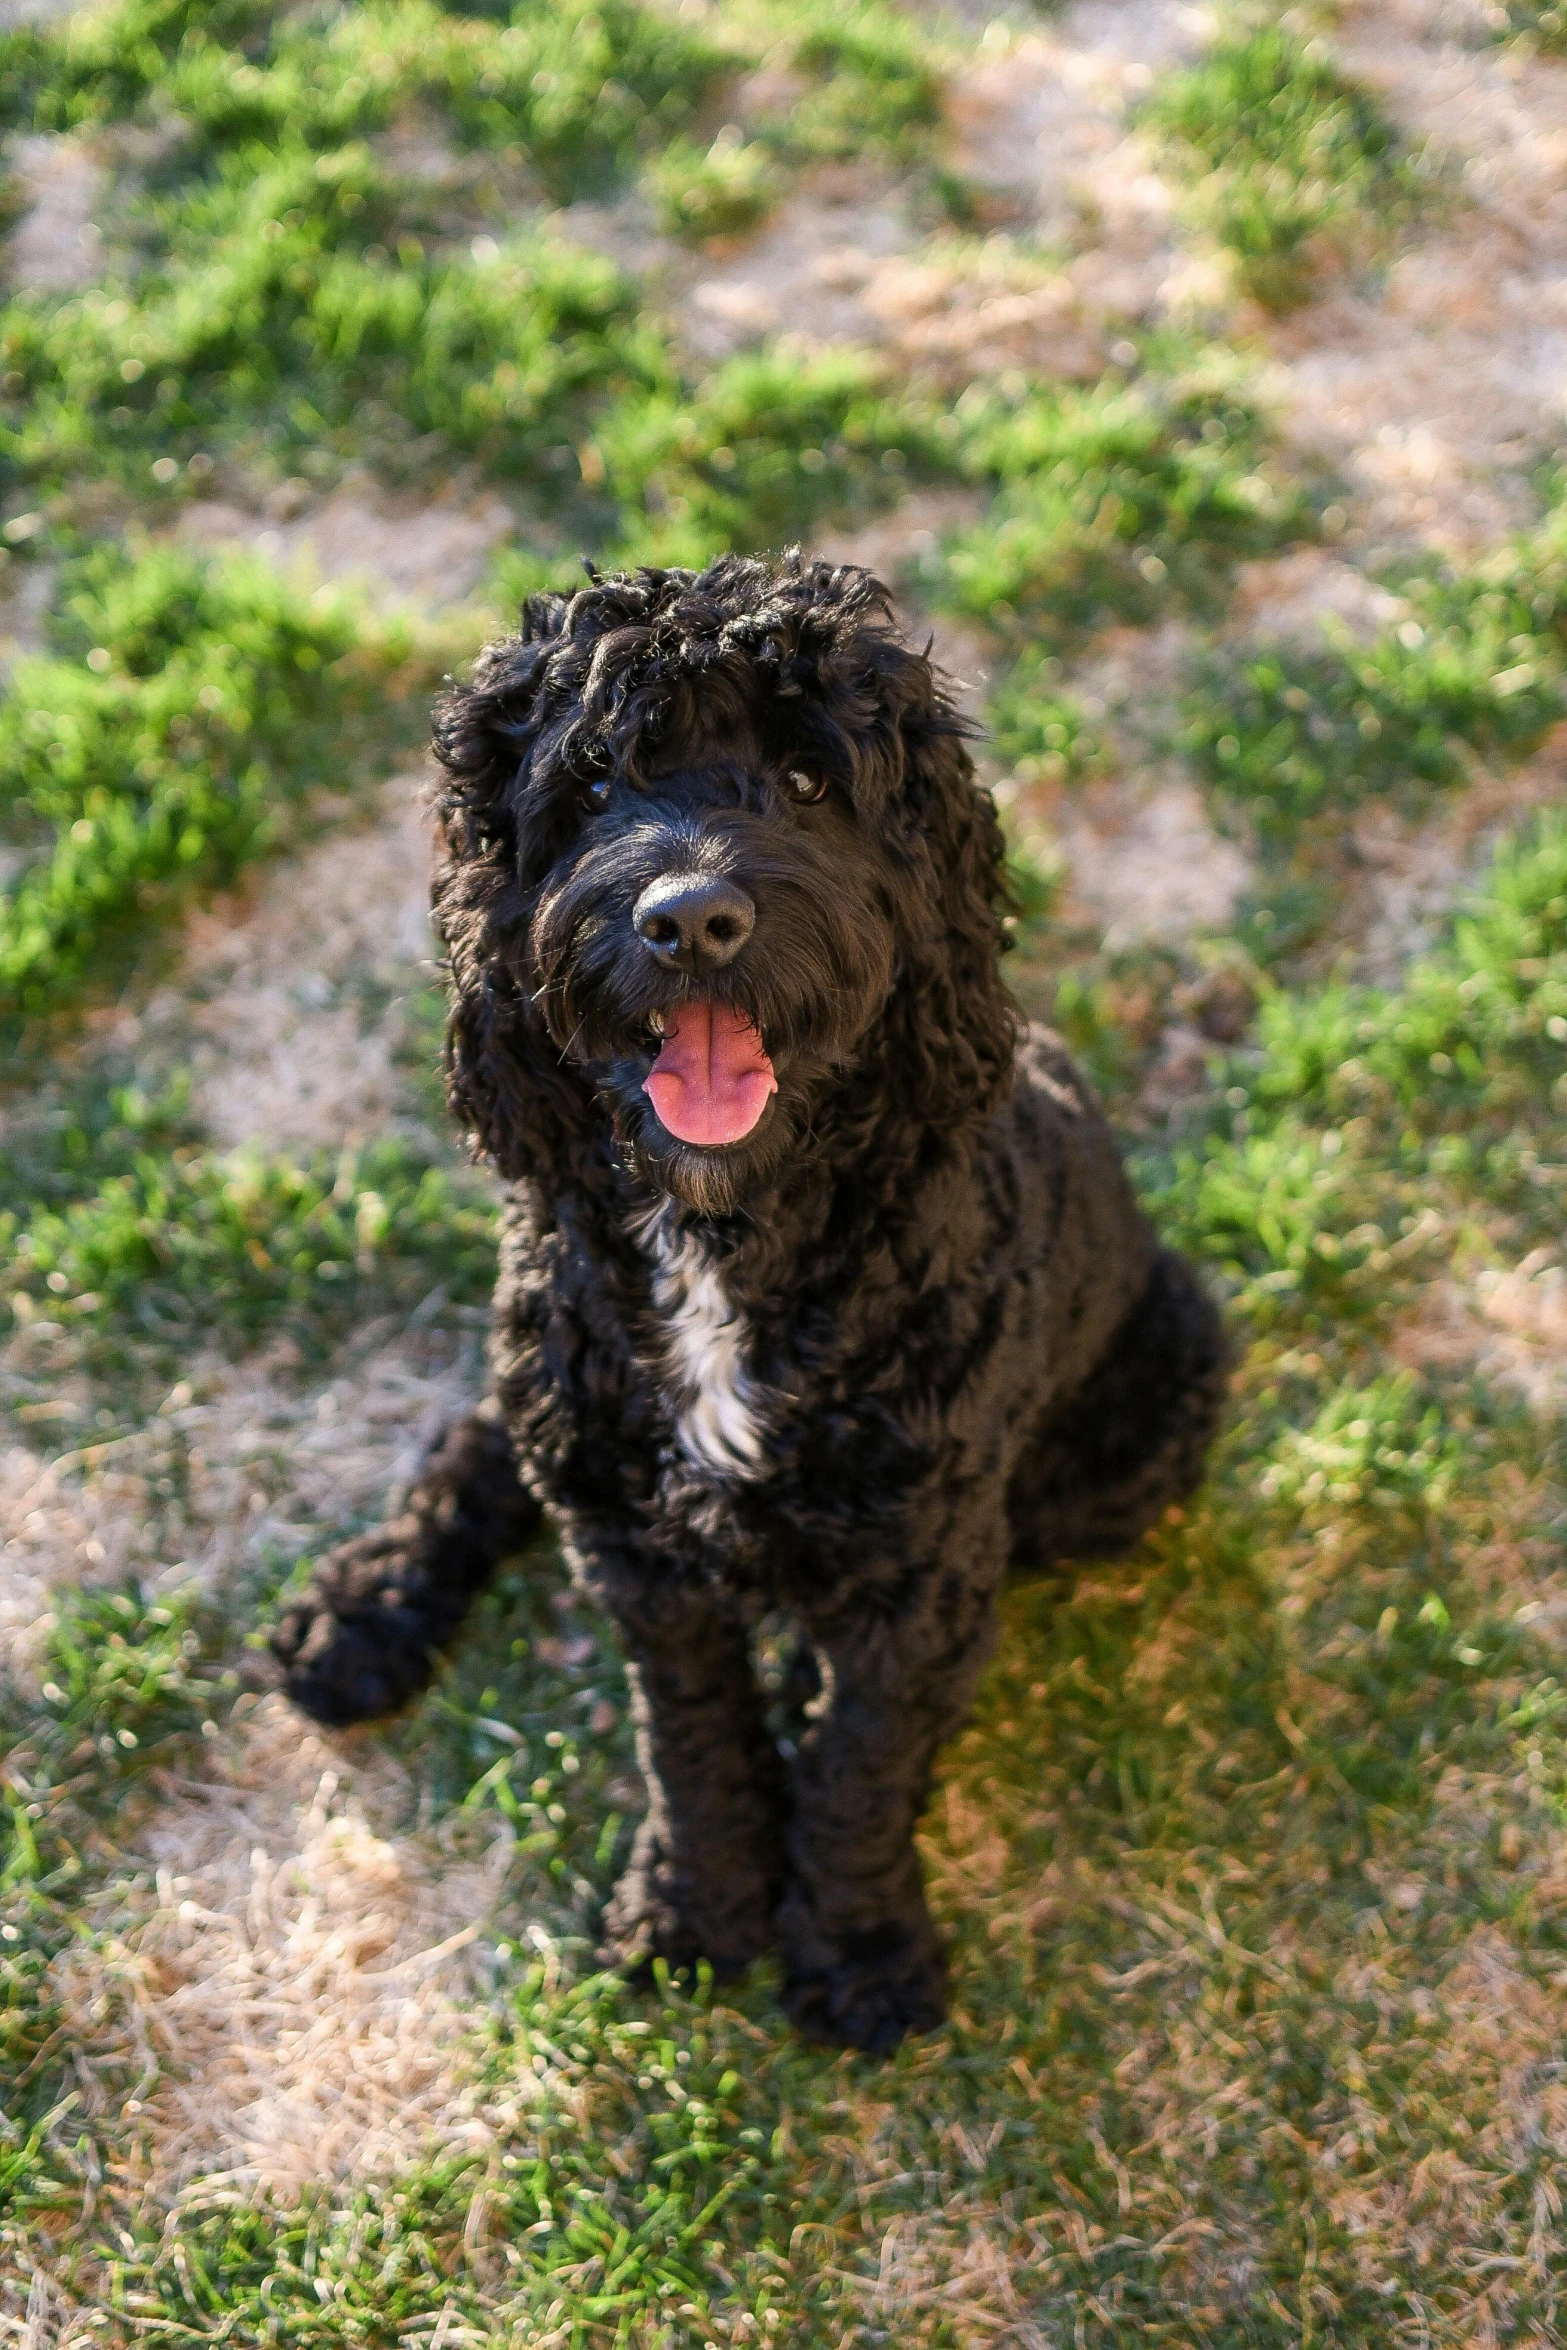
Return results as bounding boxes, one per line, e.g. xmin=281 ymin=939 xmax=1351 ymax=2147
xmin=644 ymin=1002 xmax=778 ymax=1146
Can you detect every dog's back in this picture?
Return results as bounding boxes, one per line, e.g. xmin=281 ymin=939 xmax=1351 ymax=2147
xmin=997 ymin=1029 xmax=1228 ymax=1572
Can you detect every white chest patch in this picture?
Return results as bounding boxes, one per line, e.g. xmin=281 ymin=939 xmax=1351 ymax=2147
xmin=643 ymin=1210 xmax=771 ymax=1479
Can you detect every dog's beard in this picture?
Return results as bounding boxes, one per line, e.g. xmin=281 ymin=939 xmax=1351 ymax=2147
xmin=628 ymin=1112 xmax=790 ymax=1216
xmin=529 ymin=801 xmax=898 ymax=1211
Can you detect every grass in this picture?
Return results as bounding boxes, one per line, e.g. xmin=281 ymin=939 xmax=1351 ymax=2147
xmin=989 ymin=644 xmax=1102 ymax=787
xmin=1143 ymin=20 xmax=1425 ymax=309
xmin=597 ymin=345 xmax=937 ymax=563
xmin=1174 ymin=499 xmax=1567 ymax=967
xmin=2 ymin=152 xmax=659 ymax=491
xmin=13 ymin=1170 xmax=1567 ymax=2343
xmin=5 ymin=1126 xmax=496 ymax=1355
xmin=0 ymin=0 xmax=944 ymax=506
xmin=0 ymin=541 xmax=430 ymax=1016
xmin=480 ymin=342 xmax=935 ymax=603
xmin=3 ymin=0 xmax=1567 ymax=2341
xmin=0 ymin=0 xmax=944 ymax=184
xmin=742 ymin=0 xmax=943 ymax=164
xmin=1498 ymin=0 xmax=1567 ymax=45
xmin=1185 ymin=550 xmax=1567 ymax=837
xmin=0 ymin=0 xmax=726 ymax=198
xmin=648 ymin=130 xmax=780 ymax=243
xmin=1 ymin=1578 xmax=228 ymax=2235
xmin=0 ymin=1053 xmax=498 ymax=1414
xmin=0 ymin=2 xmax=713 ymax=493
xmin=919 ymin=365 xmax=1308 ymax=637
xmin=485 ymin=346 xmax=1307 ymax=622
xmin=1139 ymin=812 xmax=1567 ymax=1334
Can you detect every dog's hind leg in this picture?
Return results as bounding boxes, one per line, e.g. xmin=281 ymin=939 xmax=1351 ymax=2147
xmin=1008 ymin=1248 xmax=1228 ymax=1574
xmin=593 ymin=1570 xmax=786 ymax=1981
xmin=271 ymin=1400 xmax=542 ymax=1726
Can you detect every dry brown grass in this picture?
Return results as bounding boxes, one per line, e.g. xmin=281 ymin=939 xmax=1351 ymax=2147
xmin=60 ymin=1695 xmax=520 ymax=2202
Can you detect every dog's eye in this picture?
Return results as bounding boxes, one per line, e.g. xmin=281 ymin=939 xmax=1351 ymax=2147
xmin=785 ymin=768 xmax=828 ymax=805
xmin=580 ymin=776 xmax=613 ymax=813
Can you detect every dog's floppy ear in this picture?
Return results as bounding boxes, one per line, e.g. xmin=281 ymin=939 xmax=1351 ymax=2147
xmin=880 ymin=688 xmax=1020 ymax=1135
xmin=430 ymin=603 xmax=598 ymax=1186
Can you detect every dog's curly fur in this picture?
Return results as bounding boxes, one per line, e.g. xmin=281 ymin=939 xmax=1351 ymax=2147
xmin=271 ymin=553 xmax=1227 ymax=2053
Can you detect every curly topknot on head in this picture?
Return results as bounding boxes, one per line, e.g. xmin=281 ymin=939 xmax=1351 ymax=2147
xmin=436 ymin=552 xmax=955 ymax=810
xmin=537 ymin=550 xmax=900 ymax=678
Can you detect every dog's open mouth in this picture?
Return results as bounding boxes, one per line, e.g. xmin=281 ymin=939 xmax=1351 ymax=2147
xmin=643 ymin=1001 xmax=778 ymax=1147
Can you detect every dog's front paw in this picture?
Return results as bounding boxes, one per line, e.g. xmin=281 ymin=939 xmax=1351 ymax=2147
xmin=783 ymin=1923 xmax=947 ymax=2054
xmin=269 ymin=1527 xmax=442 ymax=1727
xmin=600 ymin=1823 xmax=776 ymax=1982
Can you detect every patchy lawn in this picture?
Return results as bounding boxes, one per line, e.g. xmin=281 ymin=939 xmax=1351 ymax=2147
xmin=5 ymin=0 xmax=1567 ymax=2343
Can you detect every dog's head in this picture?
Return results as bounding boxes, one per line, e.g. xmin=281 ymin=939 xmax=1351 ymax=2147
xmin=432 ymin=553 xmax=1017 ymax=1212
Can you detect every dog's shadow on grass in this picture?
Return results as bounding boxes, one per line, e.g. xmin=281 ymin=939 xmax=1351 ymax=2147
xmin=946 ymin=1507 xmax=1293 ymax=1896
xmin=370 ymin=1500 xmax=1294 ymax=2041
xmin=376 ymin=1528 xmax=637 ymax=1941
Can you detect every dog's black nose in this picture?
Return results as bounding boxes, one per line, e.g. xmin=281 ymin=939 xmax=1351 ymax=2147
xmin=632 ymin=873 xmax=756 ymax=973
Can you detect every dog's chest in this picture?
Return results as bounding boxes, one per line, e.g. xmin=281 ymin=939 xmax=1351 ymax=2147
xmin=640 ymin=1210 xmax=775 ymax=1481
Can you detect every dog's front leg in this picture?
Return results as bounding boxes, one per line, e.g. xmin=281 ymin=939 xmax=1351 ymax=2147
xmin=779 ymin=1576 xmax=1001 ymax=2052
xmin=593 ymin=1573 xmax=784 ymax=1980
xmin=271 ymin=1403 xmax=541 ymax=1725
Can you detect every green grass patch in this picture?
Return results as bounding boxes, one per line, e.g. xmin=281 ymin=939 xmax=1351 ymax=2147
xmin=604 ymin=345 xmax=935 ymax=562
xmin=1144 ymin=20 xmax=1425 ymax=309
xmin=66 ymin=1965 xmax=849 ymax=2344
xmin=647 ymin=128 xmax=780 ymax=242
xmin=490 ymin=346 xmax=1308 ymax=617
xmin=918 ymin=368 xmax=1307 ymax=638
xmin=0 ymin=0 xmax=950 ymax=512
xmin=2 ymin=144 xmax=659 ymax=492
xmin=2 ymin=1104 xmax=496 ymax=1361
xmin=741 ymin=0 xmax=943 ymax=163
xmin=988 ymin=644 xmax=1103 ymax=785
xmin=0 ymin=1053 xmax=495 ymax=1383
xmin=1185 ymin=588 xmax=1564 ymax=838
xmin=1 ymin=0 xmax=726 ymax=200
xmin=1179 ymin=509 xmax=1567 ymax=968
xmin=486 ymin=342 xmax=939 ymax=596
xmin=1 ymin=0 xmax=946 ymax=189
xmin=0 ymin=541 xmax=429 ymax=1017
xmin=1141 ymin=809 xmax=1567 ymax=1331
xmin=0 ymin=0 xmax=726 ymax=498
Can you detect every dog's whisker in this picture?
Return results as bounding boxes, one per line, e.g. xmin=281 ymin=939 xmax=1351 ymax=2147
xmin=556 ymin=1013 xmax=592 ymax=1064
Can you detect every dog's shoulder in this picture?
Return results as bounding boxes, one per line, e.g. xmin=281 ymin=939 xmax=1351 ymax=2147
xmin=1011 ymin=1022 xmax=1106 ymax=1125
xmin=1004 ymin=1020 xmax=1126 ymax=1181
xmin=985 ymin=1020 xmax=1155 ymax=1287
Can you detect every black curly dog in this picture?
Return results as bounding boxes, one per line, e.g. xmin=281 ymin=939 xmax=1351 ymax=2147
xmin=272 ymin=553 xmax=1227 ymax=2053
